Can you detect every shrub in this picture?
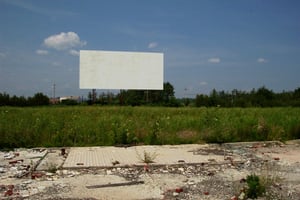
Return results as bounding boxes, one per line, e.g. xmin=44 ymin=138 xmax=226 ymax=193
xmin=136 ymin=150 xmax=158 ymax=164
xmin=246 ymin=174 xmax=265 ymax=198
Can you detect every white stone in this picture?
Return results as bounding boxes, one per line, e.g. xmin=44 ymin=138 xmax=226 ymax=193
xmin=173 ymin=192 xmax=179 ymax=197
xmin=188 ymin=181 xmax=195 ymax=185
xmin=22 ymin=180 xmax=33 ymax=184
xmin=0 ymin=167 xmax=5 ymax=173
xmin=238 ymin=192 xmax=245 ymax=200
xmin=46 ymin=172 xmax=53 ymax=176
xmin=37 ymin=186 xmax=46 ymax=191
xmin=178 ymin=168 xmax=184 ymax=172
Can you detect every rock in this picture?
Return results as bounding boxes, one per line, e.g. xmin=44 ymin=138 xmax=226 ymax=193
xmin=238 ymin=192 xmax=245 ymax=200
xmin=0 ymin=167 xmax=5 ymax=173
xmin=46 ymin=172 xmax=54 ymax=176
xmin=245 ymin=160 xmax=251 ymax=167
xmin=178 ymin=167 xmax=184 ymax=172
xmin=4 ymin=153 xmax=14 ymax=160
xmin=187 ymin=180 xmax=195 ymax=185
xmin=106 ymin=170 xmax=113 ymax=175
xmin=22 ymin=180 xmax=32 ymax=185
xmin=160 ymin=169 xmax=169 ymax=173
xmin=172 ymin=192 xmax=179 ymax=196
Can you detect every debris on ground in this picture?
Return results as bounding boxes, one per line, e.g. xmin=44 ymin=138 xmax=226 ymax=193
xmin=0 ymin=141 xmax=300 ymax=199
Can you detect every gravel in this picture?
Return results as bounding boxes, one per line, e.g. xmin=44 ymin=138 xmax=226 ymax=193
xmin=1 ymin=141 xmax=300 ymax=199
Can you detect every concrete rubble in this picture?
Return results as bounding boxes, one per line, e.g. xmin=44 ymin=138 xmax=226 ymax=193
xmin=0 ymin=141 xmax=300 ymax=199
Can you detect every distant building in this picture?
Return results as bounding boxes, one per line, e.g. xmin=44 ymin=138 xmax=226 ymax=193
xmin=59 ymin=96 xmax=81 ymax=103
xmin=49 ymin=96 xmax=81 ymax=104
xmin=49 ymin=97 xmax=60 ymax=104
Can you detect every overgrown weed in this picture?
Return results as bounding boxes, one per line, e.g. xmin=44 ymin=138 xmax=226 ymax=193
xmin=1 ymin=106 xmax=300 ymax=147
xmin=136 ymin=149 xmax=158 ymax=164
xmin=234 ymin=161 xmax=289 ymax=200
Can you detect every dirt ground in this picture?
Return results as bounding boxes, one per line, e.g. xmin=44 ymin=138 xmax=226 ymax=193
xmin=1 ymin=140 xmax=300 ymax=200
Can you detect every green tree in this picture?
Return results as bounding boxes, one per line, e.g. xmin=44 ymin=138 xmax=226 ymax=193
xmin=255 ymin=86 xmax=275 ymax=107
xmin=195 ymin=94 xmax=209 ymax=107
xmin=162 ymin=82 xmax=175 ymax=102
xmin=0 ymin=92 xmax=10 ymax=106
xmin=117 ymin=82 xmax=176 ymax=106
xmin=294 ymin=87 xmax=300 ymax=99
xmin=28 ymin=93 xmax=49 ymax=106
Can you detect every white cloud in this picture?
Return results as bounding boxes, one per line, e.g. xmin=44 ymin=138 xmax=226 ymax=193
xmin=44 ymin=32 xmax=86 ymax=50
xmin=148 ymin=42 xmax=158 ymax=49
xmin=36 ymin=49 xmax=48 ymax=55
xmin=257 ymin=58 xmax=268 ymax=63
xmin=208 ymin=57 xmax=220 ymax=63
xmin=69 ymin=49 xmax=79 ymax=56
xmin=199 ymin=81 xmax=208 ymax=86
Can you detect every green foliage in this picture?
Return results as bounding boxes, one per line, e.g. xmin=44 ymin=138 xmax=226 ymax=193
xmin=117 ymin=82 xmax=176 ymax=106
xmin=246 ymin=174 xmax=266 ymax=198
xmin=195 ymin=86 xmax=300 ymax=107
xmin=0 ymin=106 xmax=299 ymax=148
xmin=289 ymin=124 xmax=300 ymax=139
xmin=147 ymin=120 xmax=161 ymax=145
xmin=136 ymin=150 xmax=158 ymax=164
xmin=46 ymin=163 xmax=58 ymax=173
xmin=0 ymin=92 xmax=49 ymax=106
xmin=256 ymin=117 xmax=270 ymax=141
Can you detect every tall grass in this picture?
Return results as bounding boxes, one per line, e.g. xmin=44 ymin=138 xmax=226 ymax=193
xmin=0 ymin=106 xmax=299 ymax=148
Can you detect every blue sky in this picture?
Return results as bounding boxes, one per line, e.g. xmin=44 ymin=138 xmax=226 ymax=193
xmin=0 ymin=0 xmax=299 ymax=98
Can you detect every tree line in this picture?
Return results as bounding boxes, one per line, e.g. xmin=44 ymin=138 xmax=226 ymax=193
xmin=88 ymin=82 xmax=179 ymax=106
xmin=0 ymin=92 xmax=50 ymax=106
xmin=1 ymin=84 xmax=300 ymax=107
xmin=195 ymin=86 xmax=300 ymax=107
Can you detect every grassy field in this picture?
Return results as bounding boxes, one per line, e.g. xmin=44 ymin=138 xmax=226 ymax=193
xmin=0 ymin=106 xmax=299 ymax=148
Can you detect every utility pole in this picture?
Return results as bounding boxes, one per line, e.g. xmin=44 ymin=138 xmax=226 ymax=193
xmin=92 ymin=89 xmax=96 ymax=104
xmin=53 ymin=83 xmax=56 ymax=99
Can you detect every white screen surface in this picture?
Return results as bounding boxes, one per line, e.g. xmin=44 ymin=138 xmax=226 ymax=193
xmin=80 ymin=50 xmax=164 ymax=90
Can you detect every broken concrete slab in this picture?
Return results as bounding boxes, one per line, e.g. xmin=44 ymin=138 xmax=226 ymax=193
xmin=63 ymin=144 xmax=241 ymax=168
xmin=35 ymin=148 xmax=67 ymax=171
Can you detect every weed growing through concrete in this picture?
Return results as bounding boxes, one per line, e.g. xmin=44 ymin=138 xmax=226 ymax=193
xmin=259 ymin=161 xmax=286 ymax=199
xmin=46 ymin=162 xmax=58 ymax=173
xmin=236 ymin=161 xmax=290 ymax=199
xmin=136 ymin=150 xmax=158 ymax=164
xmin=245 ymin=174 xmax=266 ymax=198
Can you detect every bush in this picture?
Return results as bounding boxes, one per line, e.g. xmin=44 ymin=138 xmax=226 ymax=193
xmin=246 ymin=174 xmax=265 ymax=198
